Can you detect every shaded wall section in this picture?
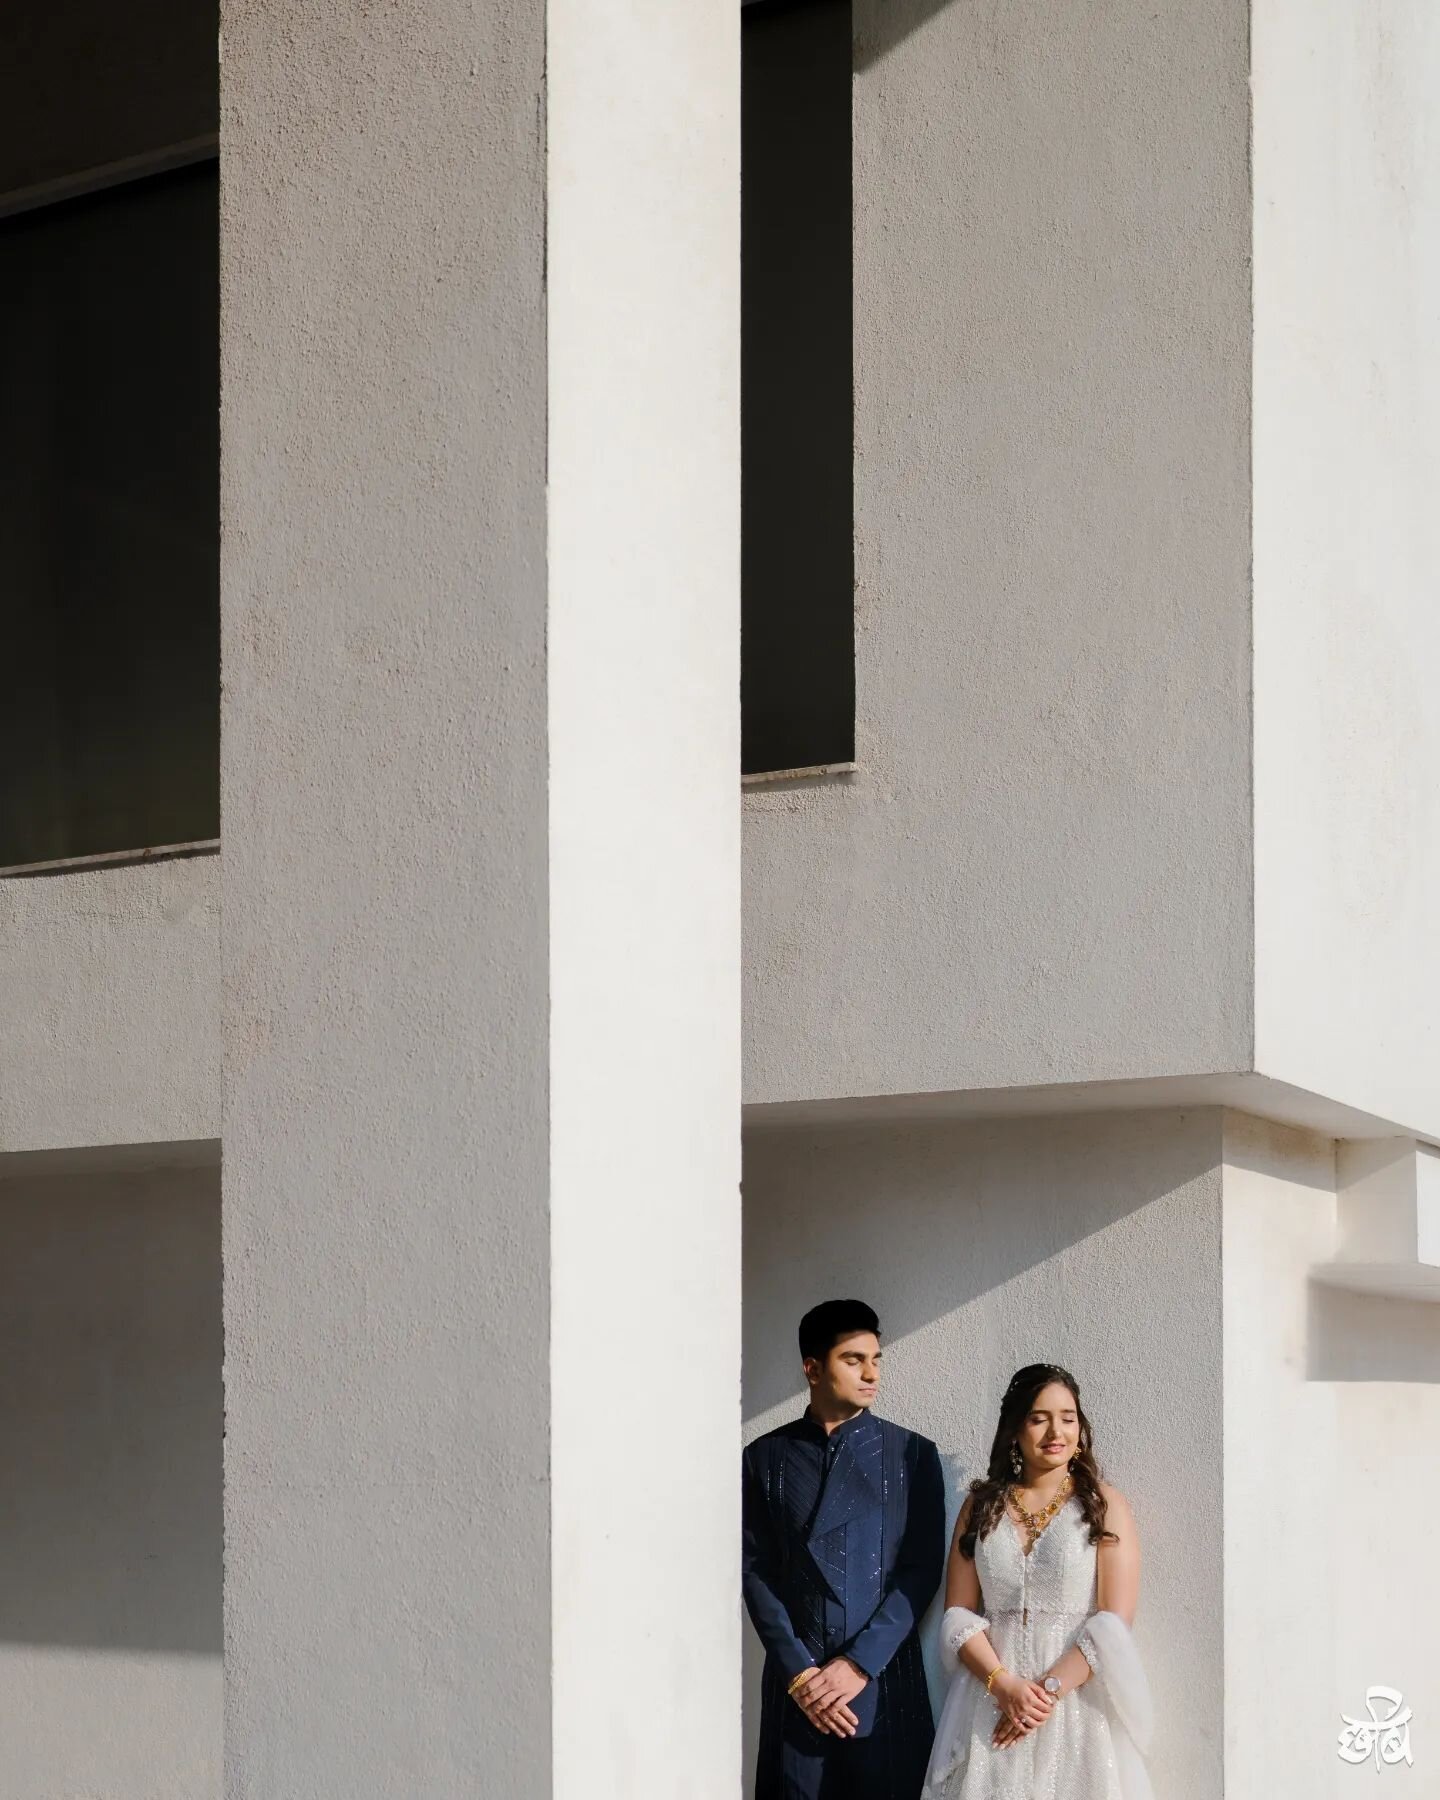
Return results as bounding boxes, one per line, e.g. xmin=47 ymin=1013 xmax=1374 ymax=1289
xmin=0 ymin=1157 xmax=222 ymax=1797
xmin=0 ymin=858 xmax=220 ymax=1154
xmin=742 ymin=1108 xmax=1225 ymax=1799
xmin=0 ymin=0 xmax=216 ymax=203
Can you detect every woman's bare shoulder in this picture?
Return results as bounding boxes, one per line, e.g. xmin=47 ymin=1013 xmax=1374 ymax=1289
xmin=1097 ymin=1483 xmax=1135 ymax=1532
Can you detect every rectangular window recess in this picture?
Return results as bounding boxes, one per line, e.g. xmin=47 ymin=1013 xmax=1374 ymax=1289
xmin=741 ymin=0 xmax=855 ymax=779
xmin=0 ymin=839 xmax=220 ymax=880
xmin=742 ymin=761 xmax=859 ymax=788
xmin=0 ymin=135 xmax=219 ymax=222
xmin=0 ymin=159 xmax=220 ymax=869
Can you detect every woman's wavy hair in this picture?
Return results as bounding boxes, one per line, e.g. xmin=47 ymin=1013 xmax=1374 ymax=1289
xmin=958 ymin=1362 xmax=1116 ymax=1560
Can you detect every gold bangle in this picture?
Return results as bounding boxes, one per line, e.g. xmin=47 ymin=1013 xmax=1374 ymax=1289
xmin=788 ymin=1667 xmax=817 ymax=1697
xmin=985 ymin=1664 xmax=1006 ymax=1695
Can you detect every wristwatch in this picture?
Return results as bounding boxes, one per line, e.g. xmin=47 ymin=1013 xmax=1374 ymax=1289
xmin=1043 ymin=1676 xmax=1063 ymax=1699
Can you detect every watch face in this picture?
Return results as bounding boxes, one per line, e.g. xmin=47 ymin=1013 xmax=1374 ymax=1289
xmin=1044 ymin=1677 xmax=1061 ymax=1694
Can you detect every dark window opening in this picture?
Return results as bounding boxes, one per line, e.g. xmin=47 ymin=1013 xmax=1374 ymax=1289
xmin=741 ymin=0 xmax=855 ymax=778
xmin=0 ymin=159 xmax=219 ymax=867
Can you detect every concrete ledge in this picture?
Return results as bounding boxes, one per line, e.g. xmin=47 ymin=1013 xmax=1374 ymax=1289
xmin=0 ymin=857 xmax=219 ymax=1154
xmin=0 ymin=1139 xmax=220 ymax=1183
xmin=744 ymin=1069 xmax=1433 ymax=1145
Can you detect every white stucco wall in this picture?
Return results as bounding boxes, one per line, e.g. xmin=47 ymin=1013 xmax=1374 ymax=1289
xmin=1251 ymin=1 xmax=1440 ymax=1141
xmin=744 ymin=0 xmax=1254 ymax=1108
xmin=547 ymin=3 xmax=741 ymax=1796
xmin=0 ymin=857 xmax=218 ymax=1153
xmin=742 ymin=1109 xmax=1226 ymax=1799
xmin=1222 ymin=1113 xmax=1440 ymax=1795
xmin=0 ymin=1159 xmax=221 ymax=1798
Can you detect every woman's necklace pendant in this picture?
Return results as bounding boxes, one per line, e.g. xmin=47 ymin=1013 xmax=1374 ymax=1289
xmin=1008 ymin=1471 xmax=1073 ymax=1555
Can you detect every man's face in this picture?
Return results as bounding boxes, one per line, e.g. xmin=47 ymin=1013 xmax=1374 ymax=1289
xmin=807 ymin=1330 xmax=882 ymax=1412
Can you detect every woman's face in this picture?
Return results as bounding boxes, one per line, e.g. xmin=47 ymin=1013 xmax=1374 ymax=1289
xmin=1015 ymin=1380 xmax=1080 ymax=1477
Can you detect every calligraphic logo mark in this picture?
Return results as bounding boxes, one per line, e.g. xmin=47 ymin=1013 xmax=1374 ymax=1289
xmin=1337 ymin=1686 xmax=1414 ymax=1771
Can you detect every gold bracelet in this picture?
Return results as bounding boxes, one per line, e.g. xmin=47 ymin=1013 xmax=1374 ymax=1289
xmin=788 ymin=1667 xmax=817 ymax=1697
xmin=985 ymin=1664 xmax=1007 ymax=1695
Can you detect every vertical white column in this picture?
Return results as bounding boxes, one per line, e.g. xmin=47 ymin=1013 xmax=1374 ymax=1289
xmin=547 ymin=3 xmax=742 ymax=1795
xmin=220 ymin=0 xmax=551 ymax=1792
xmin=223 ymin=0 xmax=741 ymax=1793
xmin=1252 ymin=0 xmax=1440 ymax=1136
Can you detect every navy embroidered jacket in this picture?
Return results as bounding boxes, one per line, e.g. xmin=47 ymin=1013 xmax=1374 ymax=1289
xmin=743 ymin=1410 xmax=944 ymax=1795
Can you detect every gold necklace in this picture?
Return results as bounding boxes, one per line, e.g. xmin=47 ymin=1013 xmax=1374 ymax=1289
xmin=1008 ymin=1473 xmax=1072 ymax=1553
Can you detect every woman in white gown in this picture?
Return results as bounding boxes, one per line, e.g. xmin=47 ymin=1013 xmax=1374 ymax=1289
xmin=923 ymin=1364 xmax=1153 ymax=1800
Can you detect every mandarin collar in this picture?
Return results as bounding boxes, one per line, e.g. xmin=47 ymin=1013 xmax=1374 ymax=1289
xmin=799 ymin=1406 xmax=876 ymax=1445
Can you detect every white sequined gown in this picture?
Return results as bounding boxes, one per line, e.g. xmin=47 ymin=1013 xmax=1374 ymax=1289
xmin=926 ymin=1498 xmax=1124 ymax=1800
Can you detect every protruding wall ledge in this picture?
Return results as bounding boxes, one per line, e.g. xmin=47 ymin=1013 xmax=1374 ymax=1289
xmin=1313 ymin=1139 xmax=1440 ymax=1302
xmin=0 ymin=855 xmax=219 ymax=1154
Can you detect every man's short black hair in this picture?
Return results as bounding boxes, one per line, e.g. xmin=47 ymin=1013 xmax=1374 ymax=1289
xmin=798 ymin=1298 xmax=881 ymax=1363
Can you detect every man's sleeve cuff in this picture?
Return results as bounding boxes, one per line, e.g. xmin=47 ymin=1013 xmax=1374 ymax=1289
xmin=843 ymin=1639 xmax=883 ymax=1680
xmin=778 ymin=1643 xmax=817 ymax=1684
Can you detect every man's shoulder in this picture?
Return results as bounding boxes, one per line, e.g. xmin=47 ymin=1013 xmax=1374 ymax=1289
xmin=743 ymin=1418 xmax=806 ymax=1462
xmin=874 ymin=1416 xmax=940 ymax=1458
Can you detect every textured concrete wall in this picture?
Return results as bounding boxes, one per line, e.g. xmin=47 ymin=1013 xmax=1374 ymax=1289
xmin=0 ymin=858 xmax=219 ymax=1153
xmin=1251 ymin=0 xmax=1440 ymax=1141
xmin=742 ymin=1109 xmax=1225 ymax=1799
xmin=744 ymin=0 xmax=1254 ymax=1107
xmin=219 ymin=0 xmax=550 ymax=1791
xmin=1222 ymin=1114 xmax=1440 ymax=1796
xmin=0 ymin=1160 xmax=221 ymax=1798
xmin=222 ymin=1 xmax=740 ymax=1793
xmin=547 ymin=3 xmax=742 ymax=1794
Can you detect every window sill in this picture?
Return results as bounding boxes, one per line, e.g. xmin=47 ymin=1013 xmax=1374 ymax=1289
xmin=0 ymin=839 xmax=220 ymax=879
xmin=741 ymin=761 xmax=858 ymax=788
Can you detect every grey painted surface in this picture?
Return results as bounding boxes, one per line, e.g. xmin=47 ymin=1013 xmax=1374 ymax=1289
xmin=219 ymin=0 xmax=551 ymax=1792
xmin=0 ymin=858 xmax=219 ymax=1153
xmin=0 ymin=1160 xmax=221 ymax=1796
xmin=743 ymin=1109 xmax=1226 ymax=1799
xmin=744 ymin=0 xmax=1254 ymax=1106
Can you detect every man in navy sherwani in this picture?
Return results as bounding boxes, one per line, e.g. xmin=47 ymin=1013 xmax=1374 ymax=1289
xmin=743 ymin=1299 xmax=945 ymax=1799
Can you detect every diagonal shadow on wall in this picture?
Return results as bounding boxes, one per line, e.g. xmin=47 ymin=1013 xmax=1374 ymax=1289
xmin=854 ymin=0 xmax=961 ymax=72
xmin=742 ymin=1107 xmax=1221 ymax=1426
xmin=739 ymin=1106 xmax=1228 ymax=1800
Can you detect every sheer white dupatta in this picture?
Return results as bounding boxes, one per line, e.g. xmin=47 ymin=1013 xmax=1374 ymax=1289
xmin=1075 ymin=1611 xmax=1154 ymax=1800
xmin=922 ymin=1607 xmax=1154 ymax=1800
xmin=921 ymin=1606 xmax=992 ymax=1794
